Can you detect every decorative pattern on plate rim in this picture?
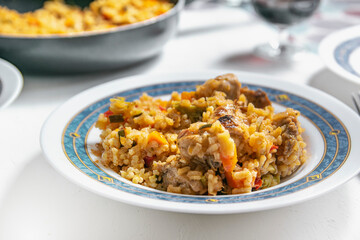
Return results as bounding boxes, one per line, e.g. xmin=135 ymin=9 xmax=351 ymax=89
xmin=334 ymin=37 xmax=360 ymax=77
xmin=62 ymin=81 xmax=350 ymax=204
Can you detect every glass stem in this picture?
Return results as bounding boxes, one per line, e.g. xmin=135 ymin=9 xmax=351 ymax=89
xmin=270 ymin=27 xmax=290 ymax=52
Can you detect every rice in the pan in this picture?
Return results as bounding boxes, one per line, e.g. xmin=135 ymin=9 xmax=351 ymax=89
xmin=0 ymin=0 xmax=173 ymax=35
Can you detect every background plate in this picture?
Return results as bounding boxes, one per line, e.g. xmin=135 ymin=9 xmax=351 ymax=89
xmin=0 ymin=58 xmax=23 ymax=109
xmin=319 ymin=25 xmax=360 ymax=84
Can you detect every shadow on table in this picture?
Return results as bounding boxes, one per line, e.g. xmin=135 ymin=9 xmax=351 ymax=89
xmin=13 ymin=54 xmax=161 ymax=108
xmin=0 ymin=153 xmax=351 ymax=240
xmin=215 ymin=51 xmax=295 ymax=74
xmin=177 ymin=21 xmax=253 ymax=38
xmin=21 ymin=54 xmax=161 ymax=77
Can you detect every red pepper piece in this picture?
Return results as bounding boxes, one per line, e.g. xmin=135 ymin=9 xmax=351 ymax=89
xmin=254 ymin=178 xmax=262 ymax=190
xmin=104 ymin=110 xmax=113 ymax=118
xmin=270 ymin=145 xmax=279 ymax=152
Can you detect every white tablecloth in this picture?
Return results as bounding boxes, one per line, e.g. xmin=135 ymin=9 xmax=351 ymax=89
xmin=1 ymin=2 xmax=360 ymax=239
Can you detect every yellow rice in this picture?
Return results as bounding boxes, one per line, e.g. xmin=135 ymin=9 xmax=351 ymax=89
xmin=0 ymin=0 xmax=173 ymax=35
xmin=95 ymin=74 xmax=307 ymax=195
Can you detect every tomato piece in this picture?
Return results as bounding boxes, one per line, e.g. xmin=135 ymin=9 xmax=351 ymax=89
xmin=104 ymin=110 xmax=113 ymax=118
xmin=253 ymin=178 xmax=262 ymax=190
xmin=270 ymin=145 xmax=279 ymax=152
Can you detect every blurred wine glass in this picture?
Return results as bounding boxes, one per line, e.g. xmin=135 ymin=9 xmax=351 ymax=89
xmin=251 ymin=0 xmax=321 ymax=60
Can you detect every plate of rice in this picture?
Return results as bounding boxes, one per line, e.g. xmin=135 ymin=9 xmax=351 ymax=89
xmin=40 ymin=71 xmax=360 ymax=214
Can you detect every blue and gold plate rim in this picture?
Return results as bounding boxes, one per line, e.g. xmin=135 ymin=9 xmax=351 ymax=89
xmin=40 ymin=72 xmax=360 ymax=213
xmin=334 ymin=37 xmax=360 ymax=78
xmin=319 ymin=25 xmax=360 ymax=84
xmin=61 ymin=80 xmax=350 ymax=204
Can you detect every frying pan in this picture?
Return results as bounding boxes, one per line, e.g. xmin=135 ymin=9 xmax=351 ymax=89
xmin=0 ymin=0 xmax=184 ymax=73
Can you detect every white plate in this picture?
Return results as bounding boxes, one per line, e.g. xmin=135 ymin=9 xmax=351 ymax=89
xmin=0 ymin=58 xmax=23 ymax=109
xmin=40 ymin=71 xmax=360 ymax=214
xmin=319 ymin=25 xmax=360 ymax=84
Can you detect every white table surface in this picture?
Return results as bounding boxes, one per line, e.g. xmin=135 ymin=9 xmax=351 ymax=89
xmin=1 ymin=1 xmax=360 ymax=239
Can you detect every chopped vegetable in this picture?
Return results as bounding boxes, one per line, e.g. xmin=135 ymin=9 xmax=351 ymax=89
xmin=148 ymin=131 xmax=168 ymax=145
xmin=199 ymin=123 xmax=212 ymax=130
xmin=118 ymin=129 xmax=125 ymax=148
xmin=200 ymin=176 xmax=207 ymax=186
xmin=225 ymin=172 xmax=243 ymax=188
xmin=132 ymin=112 xmax=143 ymax=118
xmin=109 ymin=114 xmax=124 ymax=123
xmin=181 ymin=91 xmax=195 ymax=100
xmin=218 ymin=132 xmax=237 ymax=172
xmin=220 ymin=154 xmax=237 ymax=173
xmin=267 ymin=164 xmax=276 ymax=174
xmin=104 ymin=110 xmax=113 ymax=118
xmin=155 ymin=175 xmax=162 ymax=184
xmin=144 ymin=156 xmax=156 ymax=167
xmin=270 ymin=145 xmax=279 ymax=152
xmin=118 ymin=129 xmax=125 ymax=137
xmin=261 ymin=174 xmax=275 ymax=189
xmin=172 ymin=101 xmax=205 ymax=122
xmin=218 ymin=130 xmax=238 ymax=188
xmin=159 ymin=105 xmax=166 ymax=111
xmin=274 ymin=174 xmax=280 ymax=185
xmin=253 ymin=177 xmax=262 ymax=190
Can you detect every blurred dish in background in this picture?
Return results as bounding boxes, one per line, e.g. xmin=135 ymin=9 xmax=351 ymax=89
xmin=319 ymin=25 xmax=360 ymax=84
xmin=0 ymin=58 xmax=23 ymax=109
xmin=0 ymin=0 xmax=173 ymax=35
xmin=0 ymin=0 xmax=184 ymax=73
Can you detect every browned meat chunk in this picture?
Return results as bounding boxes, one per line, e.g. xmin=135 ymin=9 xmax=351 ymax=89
xmin=218 ymin=115 xmax=238 ymax=129
xmin=195 ymin=73 xmax=271 ymax=108
xmin=177 ymin=131 xmax=207 ymax=160
xmin=240 ymin=87 xmax=271 ymax=108
xmin=212 ymin=106 xmax=246 ymax=156
xmin=213 ymin=104 xmax=236 ymax=118
xmin=273 ymin=112 xmax=300 ymax=157
xmin=177 ymin=128 xmax=222 ymax=170
xmin=162 ymin=166 xmax=185 ymax=188
xmin=196 ymin=73 xmax=241 ymax=100
xmin=161 ymin=166 xmax=207 ymax=194
xmin=177 ymin=129 xmax=194 ymax=139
